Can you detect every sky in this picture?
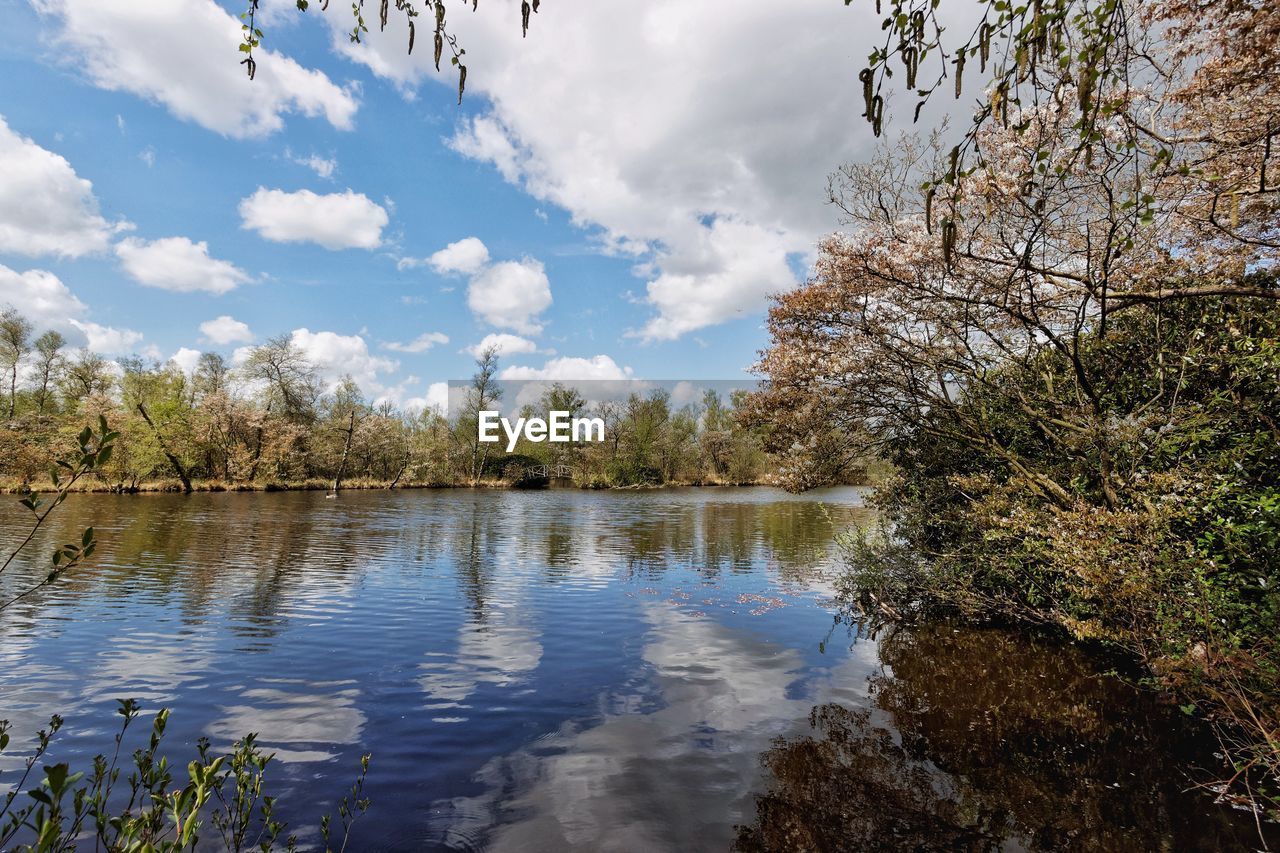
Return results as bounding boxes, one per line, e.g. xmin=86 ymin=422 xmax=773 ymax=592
xmin=0 ymin=0 xmax=886 ymax=411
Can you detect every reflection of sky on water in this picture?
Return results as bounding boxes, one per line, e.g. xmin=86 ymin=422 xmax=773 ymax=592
xmin=0 ymin=487 xmax=935 ymax=849
xmin=2 ymin=488 xmax=1265 ymax=850
xmin=420 ymin=609 xmax=544 ymax=710
xmin=207 ymin=680 xmax=366 ymax=764
xmin=429 ymin=602 xmax=880 ymax=852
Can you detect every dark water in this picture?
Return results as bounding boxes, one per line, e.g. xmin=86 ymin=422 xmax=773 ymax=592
xmin=0 ymin=488 xmax=1272 ymax=851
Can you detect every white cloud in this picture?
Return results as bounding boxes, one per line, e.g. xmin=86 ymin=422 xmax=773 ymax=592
xmin=465 ymin=333 xmax=538 ymax=359
xmin=33 ymin=0 xmax=358 ymax=139
xmin=447 ymin=118 xmax=522 ymax=183
xmin=333 ymin=0 xmax=892 ymax=339
xmin=289 ymin=328 xmax=398 ymax=393
xmin=200 ymin=315 xmax=254 ymax=345
xmin=239 ymin=188 xmax=388 ymax=249
xmin=0 ymin=264 xmax=144 ymax=354
xmin=116 ymin=236 xmax=250 ymax=294
xmin=634 ymin=218 xmax=796 ymax=340
xmin=401 ymin=380 xmax=452 ymax=416
xmin=385 ymin=331 xmax=449 ymax=353
xmin=426 ymin=381 xmax=450 ymax=414
xmin=426 ymin=236 xmax=490 ymax=275
xmin=499 ymin=355 xmax=632 ymax=381
xmin=290 ymin=151 xmax=337 ymax=179
xmin=467 ymin=259 xmax=552 ymax=334
xmin=169 ymin=347 xmax=202 ymax=375
xmin=0 ymin=115 xmax=122 ymax=258
xmin=0 ymin=264 xmax=88 ymax=329
xmin=68 ymin=319 xmax=143 ymax=354
xmin=230 ymin=345 xmax=254 ymax=367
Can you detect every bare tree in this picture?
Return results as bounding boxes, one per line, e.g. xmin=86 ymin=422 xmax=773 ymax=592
xmin=240 ymin=335 xmax=319 ymax=424
xmin=60 ymin=348 xmax=114 ymax=404
xmin=0 ymin=308 xmax=33 ymax=419
xmin=30 ymin=330 xmax=65 ymax=415
xmin=459 ymin=346 xmax=501 ymax=484
xmin=328 ymin=377 xmax=367 ymax=494
xmin=193 ymin=351 xmax=229 ymax=403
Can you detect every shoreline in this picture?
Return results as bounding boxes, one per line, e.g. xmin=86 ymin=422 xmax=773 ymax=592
xmin=0 ymin=477 xmax=811 ymax=495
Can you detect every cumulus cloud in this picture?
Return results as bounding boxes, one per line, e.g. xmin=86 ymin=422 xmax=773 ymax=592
xmin=199 ymin=315 xmax=254 ymax=345
xmin=425 ymin=236 xmax=490 ymax=275
xmin=32 ymin=0 xmax=357 ymax=138
xmin=0 ymin=264 xmax=144 ymax=355
xmin=169 ymin=347 xmax=203 ymax=375
xmin=68 ymin=319 xmax=143 ymax=354
xmin=400 ymin=380 xmax=451 ymax=416
xmin=467 ymin=259 xmax=552 ymax=334
xmin=115 ymin=236 xmax=250 ymax=294
xmin=499 ymin=355 xmax=632 ymax=381
xmin=289 ymin=328 xmax=398 ymax=393
xmin=465 ymin=333 xmax=539 ymax=359
xmin=238 ymin=188 xmax=388 ymax=249
xmin=0 ymin=115 xmax=123 ymax=258
xmin=402 ymin=238 xmax=552 ymax=334
xmin=634 ymin=218 xmax=796 ymax=340
xmin=385 ymin=331 xmax=449 ymax=353
xmin=332 ymin=0 xmax=892 ymax=339
xmin=0 ymin=265 xmax=88 ymax=328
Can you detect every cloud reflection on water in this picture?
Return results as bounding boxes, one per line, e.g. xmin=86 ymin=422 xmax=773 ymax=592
xmin=427 ymin=601 xmax=879 ymax=852
xmin=207 ymin=680 xmax=366 ymax=764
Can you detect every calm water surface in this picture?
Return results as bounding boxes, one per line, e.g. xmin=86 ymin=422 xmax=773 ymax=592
xmin=0 ymin=488 xmax=1272 ymax=851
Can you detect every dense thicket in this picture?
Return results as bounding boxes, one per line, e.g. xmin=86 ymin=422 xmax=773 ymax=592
xmin=841 ymin=297 xmax=1279 ymax=810
xmin=748 ymin=0 xmax=1280 ymax=816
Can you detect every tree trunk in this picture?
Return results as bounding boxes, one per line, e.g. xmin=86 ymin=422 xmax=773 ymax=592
xmin=248 ymin=404 xmax=269 ymax=482
xmin=389 ymin=450 xmax=410 ymax=489
xmin=136 ymin=403 xmax=193 ymax=493
xmin=332 ymin=410 xmax=357 ymax=493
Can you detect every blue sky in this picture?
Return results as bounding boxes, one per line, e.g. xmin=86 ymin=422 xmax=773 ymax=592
xmin=0 ymin=0 xmax=881 ymax=409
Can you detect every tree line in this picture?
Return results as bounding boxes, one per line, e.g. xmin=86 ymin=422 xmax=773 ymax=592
xmin=0 ymin=318 xmax=782 ymax=491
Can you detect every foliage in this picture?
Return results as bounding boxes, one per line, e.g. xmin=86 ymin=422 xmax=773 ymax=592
xmin=750 ymin=0 xmax=1280 ymax=817
xmin=858 ymin=0 xmax=1278 ymax=296
xmin=237 ymin=0 xmax=545 ymax=105
xmin=0 ymin=416 xmax=116 ymax=611
xmin=0 ymin=325 xmax=785 ymax=490
xmin=830 ymin=298 xmax=1280 ymax=818
xmin=0 ymin=701 xmax=371 ymax=852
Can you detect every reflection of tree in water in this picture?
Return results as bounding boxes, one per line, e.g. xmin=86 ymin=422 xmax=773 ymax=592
xmin=599 ymin=498 xmax=871 ymax=581
xmin=735 ymin=704 xmax=1002 ymax=852
xmin=541 ymin=514 xmax=576 ymax=573
xmin=736 ymin=621 xmax=1277 ymax=852
xmin=751 ymin=501 xmax=872 ymax=581
xmin=459 ymin=495 xmax=493 ymax=618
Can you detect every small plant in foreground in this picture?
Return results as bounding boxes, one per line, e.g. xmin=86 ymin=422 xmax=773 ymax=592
xmin=1 ymin=420 xmax=375 ymax=850
xmin=0 ymin=700 xmax=372 ymax=851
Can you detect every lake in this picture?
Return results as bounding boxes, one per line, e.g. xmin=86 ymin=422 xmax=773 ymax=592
xmin=0 ymin=488 xmax=1272 ymax=851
